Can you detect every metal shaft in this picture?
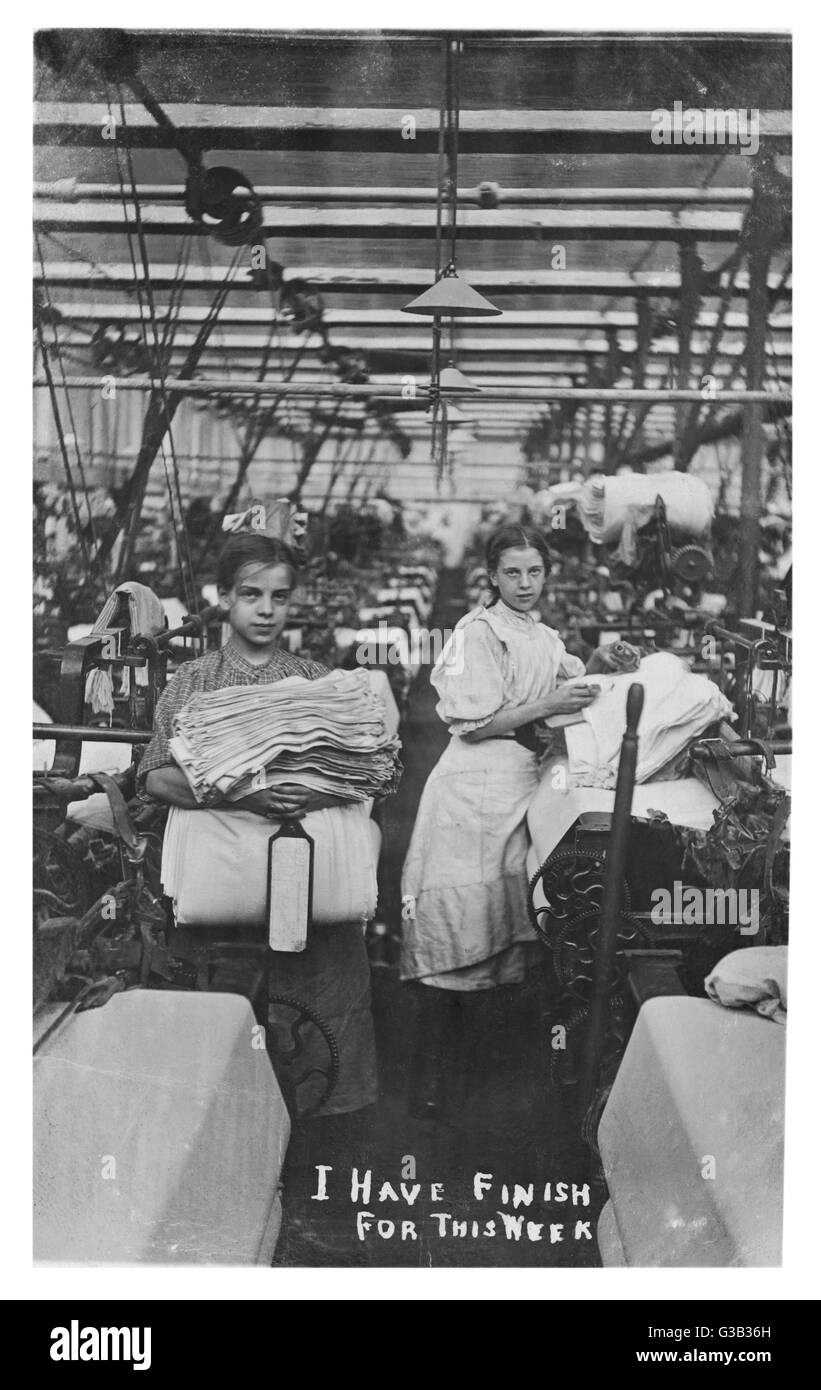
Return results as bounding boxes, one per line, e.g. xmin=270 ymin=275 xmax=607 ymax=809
xmin=34 ymin=375 xmax=790 ymax=405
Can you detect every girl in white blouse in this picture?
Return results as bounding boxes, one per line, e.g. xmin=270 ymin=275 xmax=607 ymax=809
xmin=400 ymin=522 xmax=636 ymax=1115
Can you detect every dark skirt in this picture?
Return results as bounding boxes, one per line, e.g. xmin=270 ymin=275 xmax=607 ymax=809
xmin=269 ymin=921 xmax=377 ymax=1117
xmin=170 ymin=920 xmax=377 ymax=1118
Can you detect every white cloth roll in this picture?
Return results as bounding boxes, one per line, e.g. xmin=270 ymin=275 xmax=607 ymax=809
xmin=162 ymin=803 xmax=379 ymax=928
xmin=578 ymin=471 xmax=714 ymax=545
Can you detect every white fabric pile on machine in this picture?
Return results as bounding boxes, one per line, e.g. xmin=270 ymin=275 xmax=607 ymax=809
xmin=168 ymin=668 xmax=400 ymax=804
xmin=577 ymin=471 xmax=714 ymax=544
xmin=565 ymin=652 xmax=734 ymax=789
xmin=705 ymin=946 xmax=788 ymax=1026
xmin=162 ymin=669 xmax=399 ymax=928
xmin=576 ymin=471 xmax=714 ymax=567
xmin=84 ymin=581 xmax=167 ymax=718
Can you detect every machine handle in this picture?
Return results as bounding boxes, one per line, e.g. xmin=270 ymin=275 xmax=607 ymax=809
xmin=580 ymin=682 xmax=644 ymax=1118
xmin=625 ymin=681 xmax=644 ymax=737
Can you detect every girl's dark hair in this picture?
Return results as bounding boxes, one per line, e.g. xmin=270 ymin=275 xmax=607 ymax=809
xmin=485 ymin=523 xmax=552 ymax=604
xmin=216 ymin=533 xmax=299 ymax=593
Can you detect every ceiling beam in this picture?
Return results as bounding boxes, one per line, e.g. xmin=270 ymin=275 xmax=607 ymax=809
xmin=35 ymin=262 xmax=792 ymax=299
xmin=35 ymin=200 xmax=750 ymax=242
xmin=46 ymin=302 xmax=793 ymax=332
xmin=54 ymin=329 xmax=792 ymax=358
xmin=34 ymin=103 xmax=791 ymax=156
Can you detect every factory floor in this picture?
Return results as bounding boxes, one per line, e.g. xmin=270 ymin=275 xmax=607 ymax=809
xmin=273 ymin=569 xmax=604 ymax=1268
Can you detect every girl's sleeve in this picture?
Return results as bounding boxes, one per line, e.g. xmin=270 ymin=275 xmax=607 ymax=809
xmin=431 ymin=620 xmax=506 ymax=734
xmin=555 ymin=640 xmax=587 ymax=682
xmin=135 ymin=667 xmax=196 ymax=796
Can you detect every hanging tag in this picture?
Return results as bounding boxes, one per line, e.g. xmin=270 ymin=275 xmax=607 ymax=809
xmin=266 ymin=819 xmax=314 ymax=953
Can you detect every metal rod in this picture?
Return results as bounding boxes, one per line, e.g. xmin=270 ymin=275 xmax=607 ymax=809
xmin=689 ymin=741 xmax=791 ymax=760
xmin=34 ymin=181 xmax=757 ymax=206
xmin=704 ymin=620 xmax=770 ymax=651
xmin=674 ymin=242 xmax=701 ymax=468
xmin=33 ymin=724 xmax=152 ymax=744
xmin=738 ymin=170 xmax=776 ymax=618
xmin=580 ymin=682 xmax=644 ymax=1117
xmin=152 ymin=616 xmax=209 ymax=645
xmin=35 ymin=376 xmax=790 ymax=405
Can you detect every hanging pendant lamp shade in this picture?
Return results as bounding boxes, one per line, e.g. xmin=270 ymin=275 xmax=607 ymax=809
xmin=438 ymin=361 xmax=482 ymax=394
xmin=442 ymin=404 xmax=479 ymax=430
xmin=402 ymin=262 xmax=502 ymax=317
xmin=447 ymin=428 xmax=474 ymax=455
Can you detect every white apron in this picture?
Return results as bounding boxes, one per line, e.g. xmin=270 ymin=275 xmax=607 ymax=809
xmin=400 ymin=599 xmax=585 ymax=989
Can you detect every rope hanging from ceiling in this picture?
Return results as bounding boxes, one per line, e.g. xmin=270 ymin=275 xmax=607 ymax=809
xmin=34 ymin=317 xmax=95 ymax=590
xmin=34 ymin=232 xmax=103 ymax=596
xmin=52 ymin=28 xmax=416 ymax=506
xmin=109 ymin=89 xmax=199 ymax=615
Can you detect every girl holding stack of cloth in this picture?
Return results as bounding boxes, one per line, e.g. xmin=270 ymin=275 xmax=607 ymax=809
xmin=138 ymin=522 xmax=400 ymax=1119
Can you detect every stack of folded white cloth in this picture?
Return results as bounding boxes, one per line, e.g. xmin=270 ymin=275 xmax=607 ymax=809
xmin=169 ymin=668 xmax=401 ymax=804
xmin=565 ymin=652 xmax=734 ymax=789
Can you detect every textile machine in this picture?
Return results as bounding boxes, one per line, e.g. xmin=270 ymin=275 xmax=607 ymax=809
xmin=33 ymin=761 xmax=298 ymax=1264
xmin=33 ymin=590 xmax=358 ymax=1114
xmin=526 ymin=677 xmax=789 ymax=1266
xmin=33 ymin=590 xmax=376 ymax=1264
xmin=608 ymin=494 xmax=715 ymax=615
xmin=702 ymin=617 xmax=792 ymax=740
xmin=527 ymin=735 xmax=790 ymax=1091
